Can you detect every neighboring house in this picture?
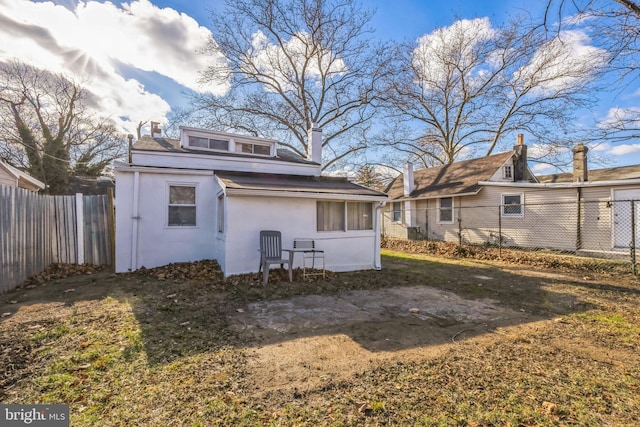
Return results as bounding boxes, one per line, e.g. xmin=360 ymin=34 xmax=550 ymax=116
xmin=0 ymin=160 xmax=45 ymax=191
xmin=115 ymin=125 xmax=388 ymax=276
xmin=383 ymin=137 xmax=640 ymax=255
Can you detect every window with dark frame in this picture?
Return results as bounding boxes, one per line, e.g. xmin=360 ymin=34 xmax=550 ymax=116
xmin=503 ymin=165 xmax=512 ymax=179
xmin=168 ymin=185 xmax=196 ymax=226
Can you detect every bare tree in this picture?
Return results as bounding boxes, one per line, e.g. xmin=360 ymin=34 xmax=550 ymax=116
xmin=379 ymin=17 xmax=606 ymax=167
xmin=0 ymin=61 xmax=126 ymax=194
xmin=192 ymin=0 xmax=391 ymax=171
xmin=544 ymin=1 xmax=640 ymax=144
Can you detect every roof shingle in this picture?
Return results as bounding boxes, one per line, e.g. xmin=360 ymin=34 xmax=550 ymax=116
xmin=386 ymin=152 xmax=513 ymax=200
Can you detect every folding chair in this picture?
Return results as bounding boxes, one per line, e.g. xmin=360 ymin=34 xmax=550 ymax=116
xmin=293 ymin=238 xmax=325 ymax=279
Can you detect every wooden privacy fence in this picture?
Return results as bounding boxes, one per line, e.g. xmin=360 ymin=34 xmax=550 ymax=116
xmin=0 ymin=185 xmax=114 ymax=293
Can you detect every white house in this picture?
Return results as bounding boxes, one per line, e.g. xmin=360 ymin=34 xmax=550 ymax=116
xmin=115 ymin=125 xmax=388 ymax=276
xmin=0 ymin=160 xmax=45 ymax=191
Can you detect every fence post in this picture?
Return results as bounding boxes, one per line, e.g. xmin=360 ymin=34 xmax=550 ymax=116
xmin=632 ymin=200 xmax=637 ymax=275
xmin=76 ymin=193 xmax=84 ymax=265
xmin=498 ymin=205 xmax=502 ymax=258
xmin=457 ymin=216 xmax=462 ymax=249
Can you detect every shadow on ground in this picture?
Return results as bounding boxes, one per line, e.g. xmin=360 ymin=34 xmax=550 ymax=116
xmin=0 ymin=253 xmax=603 ymax=370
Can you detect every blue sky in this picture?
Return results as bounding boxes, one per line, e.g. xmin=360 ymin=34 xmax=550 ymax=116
xmin=2 ymin=0 xmax=639 ymax=172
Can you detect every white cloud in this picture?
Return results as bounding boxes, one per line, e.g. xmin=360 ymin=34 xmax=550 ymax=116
xmin=531 ymin=163 xmax=556 ymax=174
xmin=413 ymin=18 xmax=496 ymax=89
xmin=599 ymin=107 xmax=640 ymax=128
xmin=609 ymin=144 xmax=640 ymax=156
xmin=245 ymin=30 xmax=346 ymax=93
xmin=0 ymin=0 xmax=228 ymax=134
xmin=516 ymin=30 xmax=607 ymax=95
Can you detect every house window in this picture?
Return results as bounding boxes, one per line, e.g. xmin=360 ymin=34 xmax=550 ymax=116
xmin=438 ymin=197 xmax=454 ymax=224
xmin=317 ymin=201 xmax=345 ymax=231
xmin=188 ymin=136 xmax=228 ymax=151
xmin=503 ymin=165 xmax=512 ymax=179
xmin=347 ymin=202 xmax=373 ymax=230
xmin=168 ymin=185 xmax=196 ymax=226
xmin=317 ymin=201 xmax=373 ymax=231
xmin=217 ymin=195 xmax=224 ymax=233
xmin=235 ymin=142 xmax=271 ymax=156
xmin=502 ymin=194 xmax=524 ymax=217
xmin=392 ymin=202 xmax=402 ymax=222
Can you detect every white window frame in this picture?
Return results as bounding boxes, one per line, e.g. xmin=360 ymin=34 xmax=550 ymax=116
xmin=167 ymin=183 xmax=198 ymax=227
xmin=503 ymin=165 xmax=513 ymax=179
xmin=187 ymin=135 xmax=229 ymax=152
xmin=392 ymin=201 xmax=402 ymax=223
xmin=235 ymin=142 xmax=272 ymax=156
xmin=437 ymin=197 xmax=454 ymax=224
xmin=501 ymin=193 xmax=524 ymax=218
xmin=317 ymin=201 xmax=374 ymax=232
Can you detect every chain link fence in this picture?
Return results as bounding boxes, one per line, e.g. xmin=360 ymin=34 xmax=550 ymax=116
xmin=382 ymin=199 xmax=640 ymax=272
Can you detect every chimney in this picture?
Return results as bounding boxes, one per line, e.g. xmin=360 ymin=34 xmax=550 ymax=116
xmin=150 ymin=121 xmax=162 ymax=138
xmin=572 ymin=142 xmax=589 ymax=182
xmin=403 ymin=162 xmax=415 ymax=197
xmin=513 ymin=133 xmax=528 ymax=182
xmin=307 ymin=123 xmax=322 ymax=164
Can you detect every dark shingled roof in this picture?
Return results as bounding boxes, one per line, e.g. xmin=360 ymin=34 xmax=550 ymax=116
xmin=538 ymin=164 xmax=640 ymax=183
xmin=132 ymin=135 xmax=316 ymax=165
xmin=386 ymin=151 xmax=513 ymax=200
xmin=216 ymin=171 xmax=387 ymax=197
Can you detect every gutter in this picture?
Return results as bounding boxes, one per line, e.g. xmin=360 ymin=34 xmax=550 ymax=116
xmin=224 ymin=188 xmax=388 ymax=201
xmin=374 ymin=201 xmax=387 ymax=270
xmin=479 ymin=178 xmax=640 ymax=188
xmin=391 ymin=190 xmax=481 ymax=202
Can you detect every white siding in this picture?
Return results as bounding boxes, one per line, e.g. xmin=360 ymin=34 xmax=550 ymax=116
xmin=115 ymin=170 xmax=217 ymax=272
xmin=225 ymin=196 xmax=378 ymax=276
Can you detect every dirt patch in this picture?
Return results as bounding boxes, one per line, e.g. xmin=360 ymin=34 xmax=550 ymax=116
xmin=229 ymin=285 xmax=530 ymax=394
xmin=1 ymin=252 xmax=639 ymax=425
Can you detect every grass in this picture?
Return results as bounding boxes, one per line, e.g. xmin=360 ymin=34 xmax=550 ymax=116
xmin=1 ymin=249 xmax=640 ymax=425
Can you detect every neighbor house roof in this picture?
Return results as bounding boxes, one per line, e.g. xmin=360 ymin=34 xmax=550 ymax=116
xmin=216 ymin=171 xmax=387 ymax=198
xmin=538 ymin=164 xmax=640 ymax=183
xmin=133 ymin=135 xmax=315 ymax=165
xmin=386 ymin=151 xmax=513 ymax=200
xmin=0 ymin=160 xmax=45 ymax=191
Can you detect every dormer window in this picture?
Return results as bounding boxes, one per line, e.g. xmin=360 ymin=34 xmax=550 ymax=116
xmin=180 ymin=126 xmax=276 ymax=157
xmin=188 ymin=136 xmax=228 ymax=151
xmin=236 ymin=142 xmax=271 ymax=156
xmin=503 ymin=165 xmax=512 ymax=179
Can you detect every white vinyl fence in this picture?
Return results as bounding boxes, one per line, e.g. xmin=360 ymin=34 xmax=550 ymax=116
xmin=0 ymin=185 xmax=114 ymax=293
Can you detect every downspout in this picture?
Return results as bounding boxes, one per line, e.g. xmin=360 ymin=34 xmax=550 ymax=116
xmin=374 ymin=201 xmax=387 ymax=270
xmin=130 ymin=171 xmax=140 ymax=271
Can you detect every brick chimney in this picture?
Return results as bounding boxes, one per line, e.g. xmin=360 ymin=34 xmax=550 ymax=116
xmin=513 ymin=134 xmax=528 ymax=182
xmin=307 ymin=124 xmax=322 ymax=164
xmin=403 ymin=162 xmax=415 ymax=197
xmin=572 ymin=142 xmax=589 ymax=182
xmin=150 ymin=121 xmax=162 ymax=138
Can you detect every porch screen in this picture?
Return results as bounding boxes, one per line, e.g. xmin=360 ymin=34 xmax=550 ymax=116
xmin=317 ymin=201 xmax=345 ymax=231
